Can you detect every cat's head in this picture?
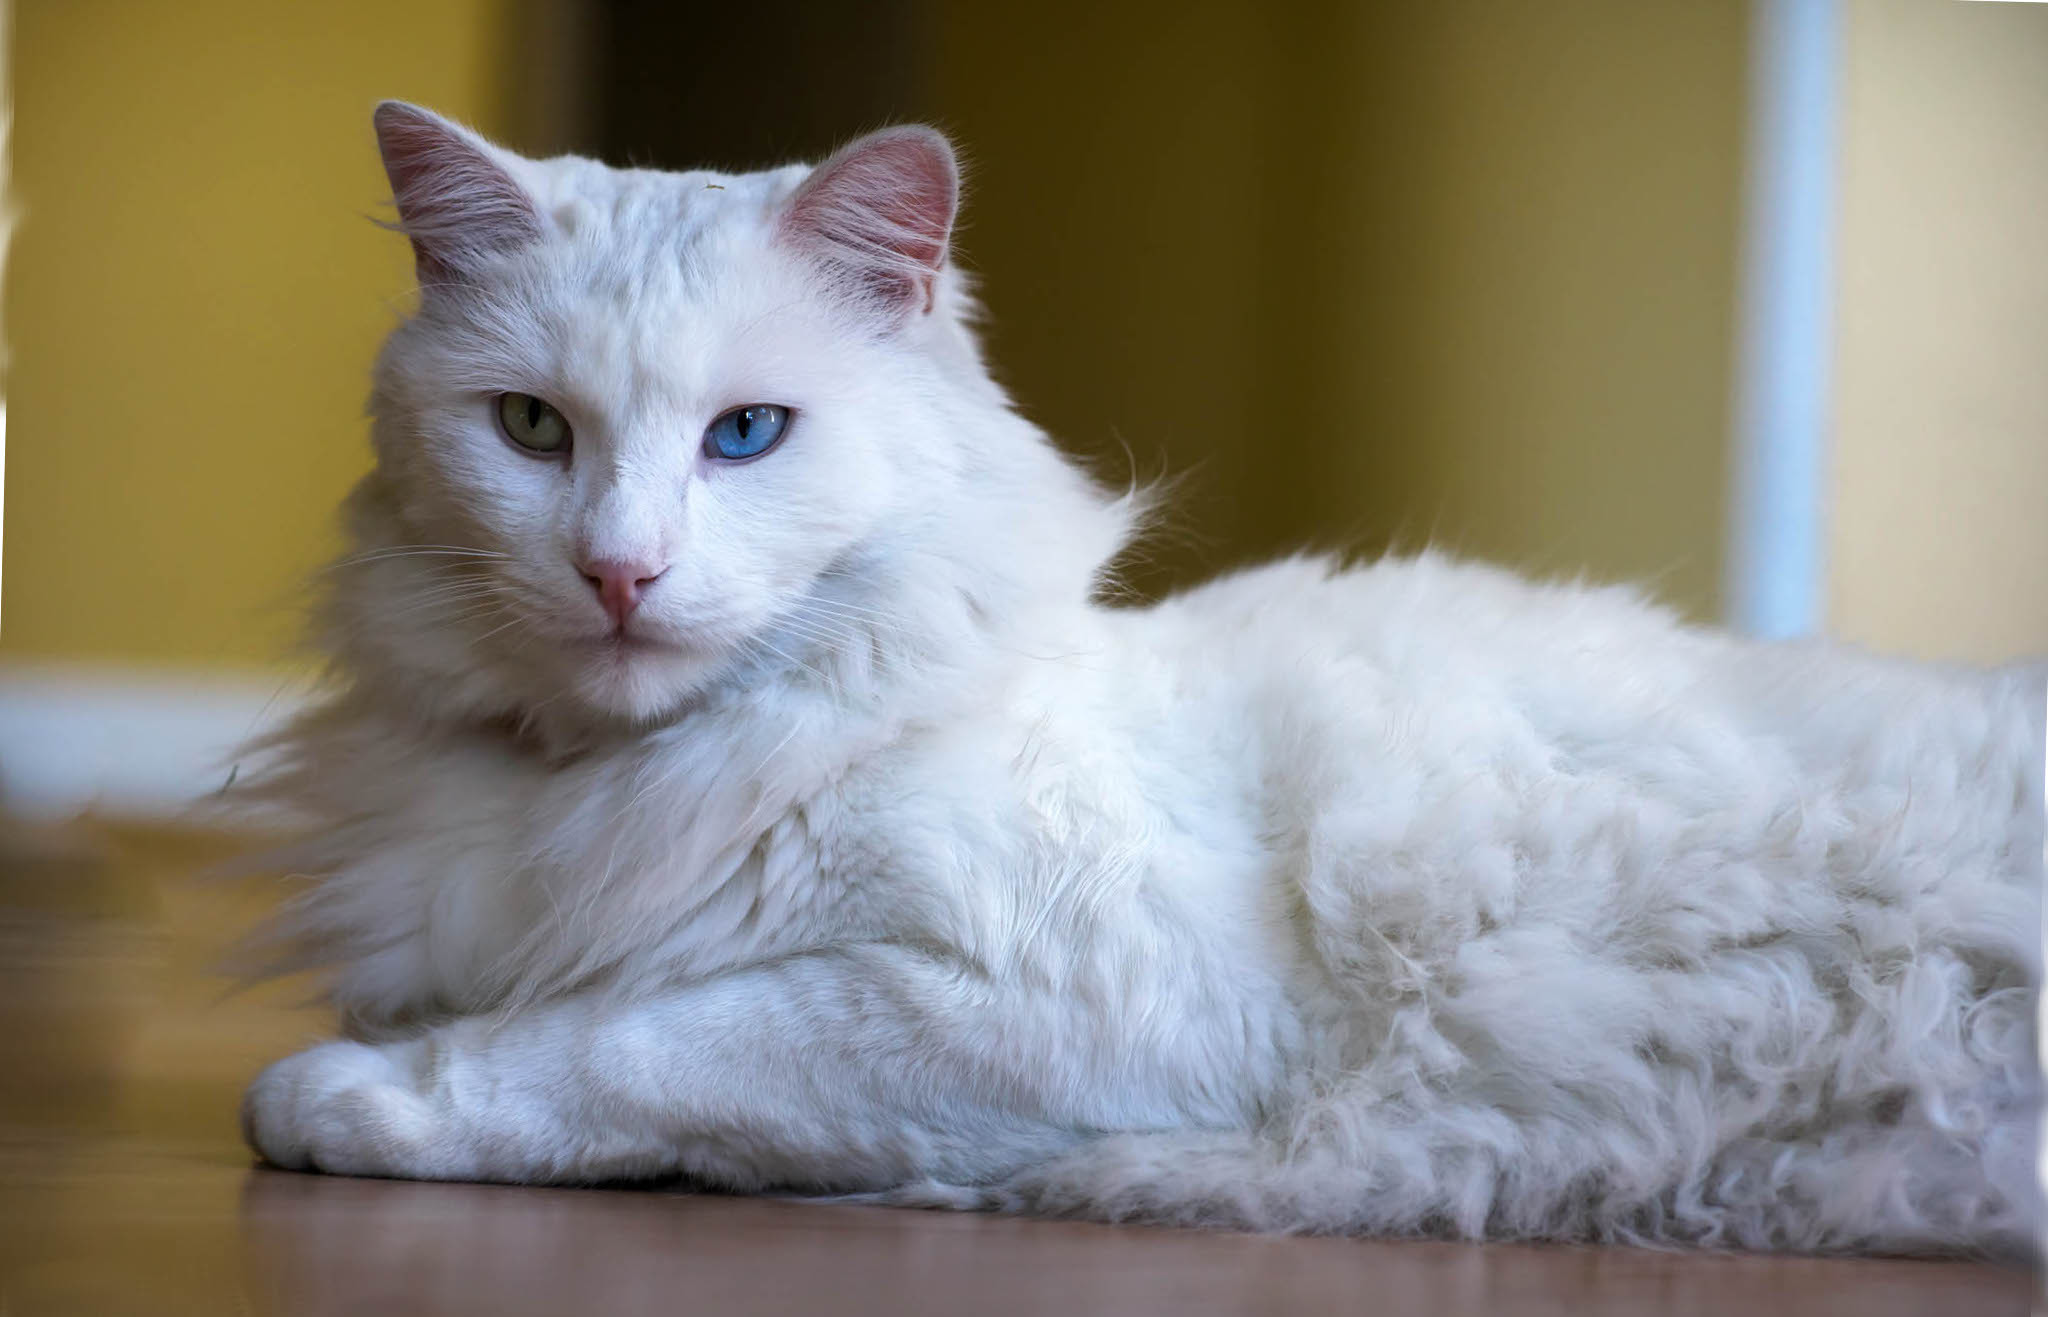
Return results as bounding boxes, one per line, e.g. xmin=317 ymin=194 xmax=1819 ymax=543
xmin=334 ymin=103 xmax=1127 ymax=734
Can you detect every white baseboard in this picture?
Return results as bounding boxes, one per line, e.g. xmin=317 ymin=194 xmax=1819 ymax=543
xmin=0 ymin=665 xmax=312 ymax=821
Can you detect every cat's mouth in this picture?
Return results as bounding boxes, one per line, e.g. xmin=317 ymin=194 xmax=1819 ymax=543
xmin=552 ymin=617 xmax=690 ymax=662
xmin=581 ymin=631 xmax=683 ymax=657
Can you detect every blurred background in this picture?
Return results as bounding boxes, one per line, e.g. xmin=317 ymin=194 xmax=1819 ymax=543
xmin=2 ymin=0 xmax=2045 ymax=819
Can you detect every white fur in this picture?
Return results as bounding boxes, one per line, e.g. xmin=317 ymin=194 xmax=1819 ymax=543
xmin=239 ymin=106 xmax=2046 ymax=1256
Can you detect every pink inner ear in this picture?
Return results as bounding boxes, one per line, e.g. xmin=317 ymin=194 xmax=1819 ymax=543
xmin=781 ymin=126 xmax=960 ymax=315
xmin=374 ymin=102 xmax=542 ymax=282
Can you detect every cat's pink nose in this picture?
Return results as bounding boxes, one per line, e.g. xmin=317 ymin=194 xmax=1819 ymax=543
xmin=578 ymin=558 xmax=665 ymax=629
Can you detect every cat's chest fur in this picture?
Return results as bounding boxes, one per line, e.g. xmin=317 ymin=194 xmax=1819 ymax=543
xmin=293 ymin=637 xmax=1302 ymax=1081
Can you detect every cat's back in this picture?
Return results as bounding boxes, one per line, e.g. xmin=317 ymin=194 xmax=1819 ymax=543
xmin=1128 ymin=551 xmax=1723 ymax=752
xmin=1115 ymin=551 xmax=2040 ymax=907
xmin=1131 ymin=550 xmax=2036 ymax=783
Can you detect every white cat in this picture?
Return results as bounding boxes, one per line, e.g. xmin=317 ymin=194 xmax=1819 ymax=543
xmin=238 ymin=102 xmax=2045 ymax=1255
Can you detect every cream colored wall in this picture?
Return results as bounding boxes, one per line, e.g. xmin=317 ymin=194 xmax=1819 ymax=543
xmin=27 ymin=3 xmax=2024 ymax=678
xmin=2 ymin=0 xmax=509 ymax=669
xmin=1320 ymin=3 xmax=1749 ymax=623
xmin=4 ymin=2 xmax=1750 ymax=674
xmin=1828 ymin=0 xmax=2048 ymax=665
xmin=929 ymin=2 xmax=1750 ymax=621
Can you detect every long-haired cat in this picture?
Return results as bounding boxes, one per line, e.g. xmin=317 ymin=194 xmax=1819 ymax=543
xmin=238 ymin=102 xmax=2044 ymax=1255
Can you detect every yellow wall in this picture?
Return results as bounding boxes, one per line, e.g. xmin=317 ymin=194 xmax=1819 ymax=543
xmin=0 ymin=4 xmax=1814 ymax=669
xmin=3 ymin=0 xmax=510 ymax=668
xmin=928 ymin=2 xmax=1748 ymax=620
xmin=15 ymin=4 xmax=2035 ymax=677
xmin=1324 ymin=3 xmax=1747 ymax=621
xmin=1828 ymin=0 xmax=2048 ymax=665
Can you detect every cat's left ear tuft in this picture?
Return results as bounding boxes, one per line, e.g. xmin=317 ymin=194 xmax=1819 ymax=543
xmin=779 ymin=126 xmax=960 ymax=319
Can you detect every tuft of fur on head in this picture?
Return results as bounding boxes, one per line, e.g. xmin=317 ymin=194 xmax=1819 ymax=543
xmin=311 ymin=105 xmax=1135 ymax=748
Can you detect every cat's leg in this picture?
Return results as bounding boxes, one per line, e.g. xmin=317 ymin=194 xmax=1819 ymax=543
xmin=241 ymin=944 xmax=1092 ymax=1188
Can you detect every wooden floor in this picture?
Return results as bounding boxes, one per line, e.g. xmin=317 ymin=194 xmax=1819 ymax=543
xmin=0 ymin=821 xmax=2036 ymax=1316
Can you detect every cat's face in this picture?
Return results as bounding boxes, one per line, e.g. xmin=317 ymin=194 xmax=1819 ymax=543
xmin=354 ymin=105 xmax=971 ymax=724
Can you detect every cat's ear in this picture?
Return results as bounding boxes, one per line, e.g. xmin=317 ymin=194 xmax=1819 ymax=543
xmin=780 ymin=126 xmax=959 ymax=319
xmin=373 ymin=101 xmax=543 ymax=283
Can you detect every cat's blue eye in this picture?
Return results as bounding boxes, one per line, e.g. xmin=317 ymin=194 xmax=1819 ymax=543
xmin=703 ymin=404 xmax=790 ymax=462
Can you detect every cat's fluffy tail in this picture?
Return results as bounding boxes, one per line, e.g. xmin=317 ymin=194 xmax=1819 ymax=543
xmin=867 ymin=1116 xmax=2039 ymax=1258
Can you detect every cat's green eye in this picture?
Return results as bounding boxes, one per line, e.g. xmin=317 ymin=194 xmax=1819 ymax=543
xmin=497 ymin=393 xmax=571 ymax=455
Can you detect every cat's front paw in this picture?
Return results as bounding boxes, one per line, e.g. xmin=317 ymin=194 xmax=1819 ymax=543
xmin=242 ymin=1039 xmax=462 ymax=1180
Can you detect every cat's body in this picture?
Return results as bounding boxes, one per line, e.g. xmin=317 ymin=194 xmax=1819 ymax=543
xmin=239 ymin=105 xmax=2044 ymax=1255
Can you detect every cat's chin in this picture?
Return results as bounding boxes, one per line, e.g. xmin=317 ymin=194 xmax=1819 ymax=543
xmin=560 ymin=634 xmax=721 ymax=725
xmin=574 ymin=632 xmax=687 ymax=661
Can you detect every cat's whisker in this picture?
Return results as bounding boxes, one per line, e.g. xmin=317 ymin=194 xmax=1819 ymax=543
xmin=387 ymin=578 xmax=514 ymax=603
xmin=328 ymin=544 xmax=510 ymax=571
xmin=759 ymin=603 xmax=862 ymax=647
xmin=469 ymin=613 xmax=537 ymax=648
xmin=798 ymin=598 xmax=897 ymax=626
xmin=340 ymin=544 xmax=507 ymax=559
xmin=743 ymin=722 xmax=808 ymax=784
xmin=795 ymin=595 xmax=907 ymax=629
xmin=772 ymin=626 xmax=865 ymax=682
xmin=375 ymin=588 xmax=520 ymax=624
xmin=741 ymin=634 xmax=831 ymax=689
xmin=789 ymin=594 xmax=895 ymax=634
xmin=771 ymin=613 xmax=863 ymax=652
